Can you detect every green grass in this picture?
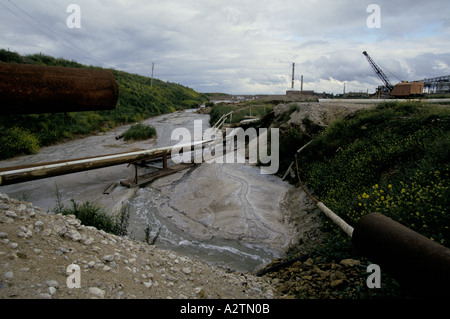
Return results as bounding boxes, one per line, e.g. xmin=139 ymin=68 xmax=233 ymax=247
xmin=53 ymin=196 xmax=129 ymax=236
xmin=298 ymin=101 xmax=449 ymax=247
xmin=123 ymin=123 xmax=157 ymax=141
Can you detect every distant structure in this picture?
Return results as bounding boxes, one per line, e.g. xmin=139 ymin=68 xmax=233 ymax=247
xmin=150 ymin=62 xmax=154 ymax=87
xmin=286 ymin=62 xmax=314 ymax=98
xmin=419 ymin=75 xmax=450 ymax=94
xmin=291 ymin=63 xmax=295 ymax=89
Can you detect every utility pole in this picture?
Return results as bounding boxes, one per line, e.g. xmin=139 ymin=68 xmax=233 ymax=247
xmin=301 ymin=75 xmax=303 ymax=92
xmin=151 ymin=62 xmax=154 ymax=87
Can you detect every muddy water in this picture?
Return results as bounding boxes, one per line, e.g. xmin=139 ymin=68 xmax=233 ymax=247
xmin=0 ymin=109 xmax=304 ymax=273
xmin=125 ymin=161 xmax=296 ymax=272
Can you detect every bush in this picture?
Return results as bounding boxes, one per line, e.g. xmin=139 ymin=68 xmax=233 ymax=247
xmin=123 ymin=123 xmax=157 ymax=141
xmin=53 ymin=198 xmax=129 ymax=236
xmin=0 ymin=127 xmax=39 ymax=159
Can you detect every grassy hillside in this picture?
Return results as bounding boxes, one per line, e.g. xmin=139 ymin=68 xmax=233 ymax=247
xmin=297 ymin=101 xmax=449 ymax=250
xmin=0 ymin=49 xmax=208 ymax=159
xmin=263 ymin=101 xmax=449 ymax=298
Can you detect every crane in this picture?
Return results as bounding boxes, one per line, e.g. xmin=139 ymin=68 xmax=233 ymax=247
xmin=362 ymin=51 xmax=394 ymax=93
xmin=362 ymin=51 xmax=424 ymax=98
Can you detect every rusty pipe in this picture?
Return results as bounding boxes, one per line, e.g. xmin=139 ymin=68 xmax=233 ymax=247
xmin=352 ymin=213 xmax=450 ymax=297
xmin=0 ymin=62 xmax=118 ymax=114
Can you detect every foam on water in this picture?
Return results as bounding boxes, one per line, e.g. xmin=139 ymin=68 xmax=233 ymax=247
xmin=125 ymin=187 xmax=279 ymax=273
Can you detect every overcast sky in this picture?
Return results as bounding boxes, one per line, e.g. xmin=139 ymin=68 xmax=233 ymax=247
xmin=1 ymin=0 xmax=449 ymax=94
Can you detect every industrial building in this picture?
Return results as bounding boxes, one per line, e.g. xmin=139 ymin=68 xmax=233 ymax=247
xmin=420 ymin=75 xmax=450 ymax=94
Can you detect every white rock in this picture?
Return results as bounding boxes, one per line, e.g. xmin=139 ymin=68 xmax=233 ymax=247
xmin=182 ymin=267 xmax=192 ymax=274
xmin=46 ymin=280 xmax=60 ymax=288
xmin=34 ymin=221 xmax=44 ymax=228
xmin=67 ymin=218 xmax=81 ymax=226
xmin=103 ymin=255 xmax=114 ymax=262
xmin=88 ymin=287 xmax=105 ymax=298
xmin=17 ymin=231 xmax=27 ymax=239
xmin=0 ymin=194 xmax=10 ymax=200
xmin=83 ymin=237 xmax=94 ymax=245
xmin=5 ymin=211 xmax=17 ymax=218
xmin=48 ymin=287 xmax=57 ymax=296
xmin=65 ymin=229 xmax=81 ymax=241
xmin=4 ymin=271 xmax=14 ymax=279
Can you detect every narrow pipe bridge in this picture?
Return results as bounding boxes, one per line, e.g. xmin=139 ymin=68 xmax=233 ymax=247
xmin=0 ymin=140 xmax=211 ymax=187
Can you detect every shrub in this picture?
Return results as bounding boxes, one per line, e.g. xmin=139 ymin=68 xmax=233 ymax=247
xmin=123 ymin=123 xmax=157 ymax=141
xmin=0 ymin=127 xmax=40 ymax=159
xmin=53 ymin=197 xmax=129 ymax=236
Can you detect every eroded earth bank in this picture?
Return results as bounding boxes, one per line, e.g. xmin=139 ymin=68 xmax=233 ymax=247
xmin=0 ymin=101 xmax=372 ymax=298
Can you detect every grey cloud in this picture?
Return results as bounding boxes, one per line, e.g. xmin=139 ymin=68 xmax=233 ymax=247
xmin=1 ymin=0 xmax=449 ymax=94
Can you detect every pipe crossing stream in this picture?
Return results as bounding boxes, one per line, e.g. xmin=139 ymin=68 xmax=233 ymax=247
xmin=0 ymin=110 xmax=319 ymax=273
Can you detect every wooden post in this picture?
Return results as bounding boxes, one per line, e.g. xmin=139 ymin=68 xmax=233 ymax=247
xmin=162 ymin=154 xmax=168 ymax=169
xmin=134 ymin=164 xmax=138 ymax=184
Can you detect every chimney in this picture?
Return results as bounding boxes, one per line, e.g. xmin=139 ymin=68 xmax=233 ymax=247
xmin=291 ymin=63 xmax=295 ymax=89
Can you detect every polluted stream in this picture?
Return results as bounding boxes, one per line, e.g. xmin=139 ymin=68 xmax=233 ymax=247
xmin=0 ymin=109 xmax=311 ymax=273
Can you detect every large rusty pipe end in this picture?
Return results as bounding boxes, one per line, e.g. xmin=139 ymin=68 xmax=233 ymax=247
xmin=0 ymin=62 xmax=118 ymax=114
xmin=352 ymin=213 xmax=450 ymax=297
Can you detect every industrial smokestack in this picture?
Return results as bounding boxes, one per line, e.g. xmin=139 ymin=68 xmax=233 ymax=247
xmin=291 ymin=63 xmax=295 ymax=89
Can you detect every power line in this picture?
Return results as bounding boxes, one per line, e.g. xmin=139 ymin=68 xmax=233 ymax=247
xmin=371 ymin=55 xmax=404 ymax=82
xmin=3 ymin=0 xmax=114 ymax=68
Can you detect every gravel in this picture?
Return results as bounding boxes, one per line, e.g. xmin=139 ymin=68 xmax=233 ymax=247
xmin=0 ymin=192 xmax=276 ymax=299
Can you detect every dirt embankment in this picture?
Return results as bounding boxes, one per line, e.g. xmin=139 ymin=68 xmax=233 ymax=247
xmin=0 ymin=193 xmax=276 ymax=299
xmin=270 ymin=101 xmax=372 ymax=130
